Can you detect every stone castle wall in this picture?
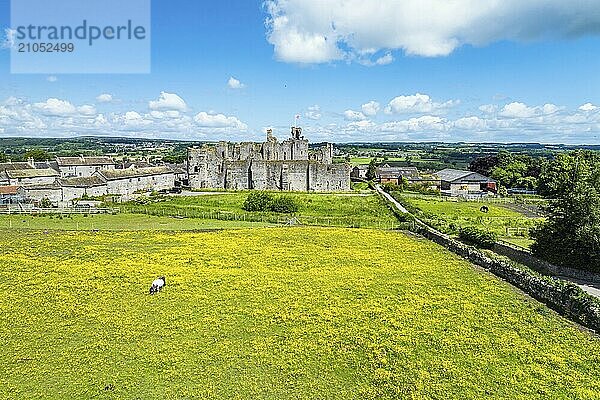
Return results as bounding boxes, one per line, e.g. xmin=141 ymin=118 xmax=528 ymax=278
xmin=187 ymin=128 xmax=349 ymax=192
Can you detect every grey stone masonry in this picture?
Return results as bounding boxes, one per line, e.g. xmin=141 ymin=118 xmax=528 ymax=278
xmin=187 ymin=128 xmax=351 ymax=192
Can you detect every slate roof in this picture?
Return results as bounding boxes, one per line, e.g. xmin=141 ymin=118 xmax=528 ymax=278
xmin=56 ymin=156 xmax=115 ymax=166
xmin=377 ymin=166 xmax=419 ymax=177
xmin=5 ymin=168 xmax=60 ymax=179
xmin=35 ymin=161 xmax=60 ymax=171
xmin=0 ymin=162 xmax=34 ymax=172
xmin=21 ymin=183 xmax=61 ymax=190
xmin=436 ymin=169 xmax=494 ymax=183
xmin=97 ymin=166 xmax=175 ymax=181
xmin=59 ymin=176 xmax=107 ymax=188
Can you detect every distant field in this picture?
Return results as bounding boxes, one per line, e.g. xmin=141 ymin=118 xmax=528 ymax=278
xmin=114 ymin=192 xmax=400 ymax=229
xmin=395 ymin=194 xmax=542 ymax=245
xmin=1 ymin=228 xmax=599 ymax=399
xmin=0 ymin=213 xmax=271 ymax=231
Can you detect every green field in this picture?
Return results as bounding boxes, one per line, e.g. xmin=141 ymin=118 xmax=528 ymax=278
xmin=395 ymin=194 xmax=541 ymax=245
xmin=1 ymin=227 xmax=599 ymax=399
xmin=0 ymin=213 xmax=271 ymax=231
xmin=114 ymin=192 xmax=400 ymax=229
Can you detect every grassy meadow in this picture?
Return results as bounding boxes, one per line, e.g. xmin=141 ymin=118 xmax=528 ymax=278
xmin=0 ymin=213 xmax=271 ymax=231
xmin=114 ymin=191 xmax=400 ymax=229
xmin=396 ymin=194 xmax=542 ymax=247
xmin=1 ymin=227 xmax=599 ymax=399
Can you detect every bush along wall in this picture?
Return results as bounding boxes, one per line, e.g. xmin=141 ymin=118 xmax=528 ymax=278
xmin=458 ymin=226 xmax=497 ymax=249
xmin=411 ymin=221 xmax=600 ymax=333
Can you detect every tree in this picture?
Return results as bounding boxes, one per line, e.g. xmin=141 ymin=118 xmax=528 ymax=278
xmin=24 ymin=149 xmax=51 ymax=161
xmin=471 ymin=151 xmax=544 ymax=189
xmin=531 ymin=151 xmax=600 ymax=272
xmin=366 ymin=159 xmax=377 ymax=181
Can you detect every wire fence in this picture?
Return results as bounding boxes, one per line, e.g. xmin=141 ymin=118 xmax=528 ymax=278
xmin=117 ymin=205 xmax=404 ymax=230
xmin=0 ymin=207 xmax=117 ymax=215
xmin=398 ymin=192 xmax=550 ymax=205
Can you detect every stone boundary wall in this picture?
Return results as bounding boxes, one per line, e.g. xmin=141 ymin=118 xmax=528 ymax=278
xmin=494 ymin=241 xmax=600 ymax=284
xmin=410 ymin=220 xmax=600 ymax=333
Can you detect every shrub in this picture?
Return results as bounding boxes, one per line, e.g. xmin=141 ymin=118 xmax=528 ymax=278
xmin=243 ymin=192 xmax=299 ymax=214
xmin=458 ymin=226 xmax=497 ymax=249
xmin=382 ymin=183 xmax=400 ymax=193
xmin=243 ymin=192 xmax=274 ymax=212
xmin=269 ymin=195 xmax=299 ymax=213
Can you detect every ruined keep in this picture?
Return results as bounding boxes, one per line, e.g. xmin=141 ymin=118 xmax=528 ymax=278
xmin=187 ymin=128 xmax=351 ymax=191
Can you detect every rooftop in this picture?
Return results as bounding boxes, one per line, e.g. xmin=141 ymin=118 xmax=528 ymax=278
xmin=436 ymin=168 xmax=494 ymax=183
xmin=0 ymin=162 xmax=34 ymax=172
xmin=0 ymin=186 xmax=18 ymax=195
xmin=56 ymin=156 xmax=115 ymax=166
xmin=59 ymin=176 xmax=107 ymax=188
xmin=97 ymin=166 xmax=175 ymax=180
xmin=5 ymin=168 xmax=60 ymax=179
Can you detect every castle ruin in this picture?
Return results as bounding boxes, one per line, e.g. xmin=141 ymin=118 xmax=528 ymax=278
xmin=187 ymin=128 xmax=350 ymax=191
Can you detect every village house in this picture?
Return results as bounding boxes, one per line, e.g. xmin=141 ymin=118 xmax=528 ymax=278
xmin=3 ymin=168 xmax=60 ymax=187
xmin=0 ymin=186 xmax=23 ymax=205
xmin=376 ymin=165 xmax=420 ymax=185
xmin=93 ymin=166 xmax=176 ymax=196
xmin=435 ymin=168 xmax=496 ymax=197
xmin=350 ymin=165 xmax=369 ymax=180
xmin=18 ymin=184 xmax=63 ymax=205
xmin=0 ymin=160 xmax=36 ymax=172
xmin=58 ymin=176 xmax=109 ymax=202
xmin=56 ymin=156 xmax=116 ymax=178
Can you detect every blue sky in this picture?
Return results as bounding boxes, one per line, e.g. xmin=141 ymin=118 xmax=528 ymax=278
xmin=1 ymin=0 xmax=600 ymax=143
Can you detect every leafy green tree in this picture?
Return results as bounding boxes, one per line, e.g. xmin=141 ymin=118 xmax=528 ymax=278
xmin=24 ymin=149 xmax=51 ymax=161
xmin=532 ymin=151 xmax=600 ymax=272
xmin=366 ymin=159 xmax=377 ymax=181
xmin=471 ymin=150 xmax=544 ymax=189
xmin=469 ymin=155 xmax=494 ymax=176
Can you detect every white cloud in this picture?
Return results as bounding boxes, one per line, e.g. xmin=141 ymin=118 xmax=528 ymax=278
xmin=265 ymin=0 xmax=600 ymax=63
xmin=227 ymin=77 xmax=246 ymax=89
xmin=385 ymin=93 xmax=457 ymax=114
xmin=119 ymin=111 xmax=153 ymax=128
xmin=150 ymin=110 xmax=181 ymax=119
xmin=361 ymin=101 xmax=380 ymax=117
xmin=77 ymin=105 xmax=97 ymax=116
xmin=47 ymin=76 xmax=58 ymax=83
xmin=479 ymin=104 xmax=498 ymax=114
xmin=265 ymin=3 xmax=343 ymax=64
xmin=499 ymin=102 xmax=537 ymax=118
xmin=305 ymin=104 xmax=321 ymax=120
xmin=579 ymin=103 xmax=598 ymax=112
xmin=343 ymin=109 xmax=367 ymax=121
xmin=0 ymin=96 xmax=250 ymax=140
xmin=194 ymin=112 xmax=247 ymax=130
xmin=499 ymin=102 xmax=561 ymax=118
xmin=378 ymin=116 xmax=448 ymax=133
xmin=149 ymin=92 xmax=188 ymax=112
xmin=542 ymin=103 xmax=560 ymax=115
xmin=454 ymin=116 xmax=487 ymax=131
xmin=96 ymin=94 xmax=113 ymax=103
xmin=374 ymin=53 xmax=394 ymax=65
xmin=33 ymin=98 xmax=77 ymax=116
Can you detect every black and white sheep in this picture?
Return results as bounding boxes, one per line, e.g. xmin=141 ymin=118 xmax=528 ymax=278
xmin=149 ymin=276 xmax=166 ymax=295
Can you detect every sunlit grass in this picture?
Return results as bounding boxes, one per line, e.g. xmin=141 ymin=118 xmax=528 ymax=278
xmin=0 ymin=228 xmax=598 ymax=399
